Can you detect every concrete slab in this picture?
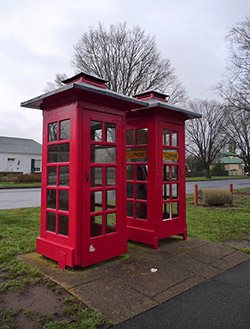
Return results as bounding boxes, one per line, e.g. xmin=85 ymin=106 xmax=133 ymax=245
xmin=20 ymin=237 xmax=250 ymax=324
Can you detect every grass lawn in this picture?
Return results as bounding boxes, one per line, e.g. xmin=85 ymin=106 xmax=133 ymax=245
xmin=0 ymin=182 xmax=41 ymax=188
xmin=0 ymin=208 xmax=110 ymax=329
xmin=186 ymin=188 xmax=250 ymax=253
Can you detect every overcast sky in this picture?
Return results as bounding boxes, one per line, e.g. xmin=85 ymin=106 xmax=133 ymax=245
xmin=0 ymin=0 xmax=249 ymax=143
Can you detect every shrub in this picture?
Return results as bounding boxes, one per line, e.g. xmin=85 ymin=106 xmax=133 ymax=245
xmin=12 ymin=174 xmax=41 ymax=183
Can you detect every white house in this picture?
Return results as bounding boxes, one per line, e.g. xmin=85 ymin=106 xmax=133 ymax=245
xmin=0 ymin=136 xmax=42 ymax=174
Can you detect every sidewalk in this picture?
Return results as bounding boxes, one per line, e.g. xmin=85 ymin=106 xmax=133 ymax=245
xmin=21 ymin=237 xmax=250 ymax=325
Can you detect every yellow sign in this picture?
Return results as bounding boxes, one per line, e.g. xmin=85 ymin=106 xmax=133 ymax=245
xmin=163 ymin=151 xmax=179 ymax=161
xmin=126 ymin=150 xmax=147 ymax=160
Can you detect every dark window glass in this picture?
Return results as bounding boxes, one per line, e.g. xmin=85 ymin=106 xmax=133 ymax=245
xmin=172 ymin=166 xmax=178 ymax=181
xmin=91 ymin=121 xmax=102 ymax=141
xmin=126 ymin=165 xmax=134 ymax=181
xmin=46 ymin=212 xmax=56 ymax=232
xmin=91 ymin=191 xmax=102 ymax=212
xmin=91 ymin=215 xmax=103 ymax=237
xmin=58 ymin=214 xmax=69 ymax=236
xmin=48 ymin=143 xmax=70 ymax=163
xmin=59 ymin=190 xmax=69 ymax=211
xmin=163 ymin=184 xmax=170 ymax=200
xmin=127 ymin=183 xmax=134 ymax=198
xmin=172 ymin=131 xmax=178 ymax=147
xmin=106 ymin=167 xmax=116 ymax=186
xmin=126 ymin=130 xmax=134 ymax=145
xmin=163 ymin=129 xmax=170 ymax=146
xmin=136 ymin=202 xmax=147 ymax=220
xmin=91 ymin=167 xmax=102 ymax=187
xmin=60 ymin=120 xmax=70 ymax=140
xmin=172 ymin=184 xmax=179 ymax=199
xmin=47 ymin=189 xmax=56 ymax=209
xmin=136 ymin=184 xmax=147 ymax=200
xmin=163 ymin=165 xmax=170 ymax=181
xmin=126 ymin=147 xmax=147 ymax=163
xmin=136 ymin=129 xmax=148 ymax=145
xmin=172 ymin=202 xmax=179 ymax=218
xmin=127 ymin=201 xmax=134 ymax=217
xmin=59 ymin=166 xmax=69 ymax=186
xmin=48 ymin=122 xmax=57 ymax=142
xmin=48 ymin=166 xmax=57 ymax=186
xmin=105 ymin=123 xmax=116 ymax=143
xmin=106 ymin=190 xmax=116 ymax=209
xmin=136 ymin=165 xmax=148 ymax=181
xmin=91 ymin=145 xmax=116 ymax=163
xmin=163 ymin=203 xmax=170 ymax=220
xmin=106 ymin=213 xmax=116 ymax=234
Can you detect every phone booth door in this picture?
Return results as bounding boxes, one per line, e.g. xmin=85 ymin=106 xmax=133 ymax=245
xmin=82 ymin=111 xmax=126 ymax=266
xmin=159 ymin=121 xmax=186 ymax=239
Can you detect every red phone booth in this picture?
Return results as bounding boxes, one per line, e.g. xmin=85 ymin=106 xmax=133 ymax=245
xmin=21 ymin=72 xmax=145 ymax=269
xmin=126 ymin=90 xmax=201 ymax=249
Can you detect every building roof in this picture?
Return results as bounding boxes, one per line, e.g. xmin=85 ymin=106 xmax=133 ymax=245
xmin=0 ymin=136 xmax=42 ymax=155
xmin=220 ymin=156 xmax=243 ymax=164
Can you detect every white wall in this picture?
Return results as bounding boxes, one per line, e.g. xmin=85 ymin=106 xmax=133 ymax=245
xmin=0 ymin=153 xmax=42 ymax=174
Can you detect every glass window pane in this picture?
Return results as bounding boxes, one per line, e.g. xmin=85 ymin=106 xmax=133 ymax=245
xmin=91 ymin=191 xmax=102 ymax=212
xmin=136 ymin=184 xmax=147 ymax=200
xmin=47 ymin=189 xmax=56 ymax=209
xmin=47 ymin=212 xmax=56 ymax=232
xmin=136 ymin=129 xmax=148 ymax=145
xmin=106 ymin=167 xmax=116 ymax=186
xmin=126 ymin=130 xmax=134 ymax=145
xmin=136 ymin=202 xmax=147 ymax=220
xmin=163 ymin=203 xmax=170 ymax=220
xmin=59 ymin=166 xmax=69 ymax=186
xmin=127 ymin=201 xmax=134 ymax=217
xmin=48 ymin=143 xmax=70 ymax=163
xmin=126 ymin=165 xmax=134 ymax=181
xmin=106 ymin=190 xmax=116 ymax=209
xmin=163 ymin=165 xmax=170 ymax=181
xmin=48 ymin=122 xmax=57 ymax=142
xmin=136 ymin=165 xmax=148 ymax=181
xmin=126 ymin=147 xmax=147 ymax=163
xmin=60 ymin=120 xmax=70 ymax=140
xmin=91 ymin=121 xmax=102 ymax=141
xmin=91 ymin=215 xmax=103 ymax=237
xmin=106 ymin=213 xmax=116 ymax=234
xmin=59 ymin=190 xmax=69 ymax=211
xmin=172 ymin=131 xmax=178 ymax=147
xmin=163 ymin=129 xmax=170 ymax=146
xmin=105 ymin=123 xmax=116 ymax=143
xmin=58 ymin=214 xmax=69 ymax=236
xmin=163 ymin=148 xmax=179 ymax=163
xmin=172 ymin=166 xmax=178 ymax=181
xmin=91 ymin=167 xmax=102 ymax=187
xmin=163 ymin=184 xmax=170 ymax=200
xmin=48 ymin=166 xmax=57 ymax=186
xmin=172 ymin=202 xmax=179 ymax=218
xmin=172 ymin=184 xmax=179 ymax=199
xmin=127 ymin=183 xmax=134 ymax=198
xmin=91 ymin=145 xmax=116 ymax=163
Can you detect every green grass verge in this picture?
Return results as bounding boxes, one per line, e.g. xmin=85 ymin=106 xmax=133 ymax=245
xmin=186 ymin=192 xmax=250 ymax=253
xmin=0 ymin=208 xmax=111 ymax=328
xmin=0 ymin=182 xmax=41 ymax=188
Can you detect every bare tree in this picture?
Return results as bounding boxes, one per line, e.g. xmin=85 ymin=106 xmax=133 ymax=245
xmin=45 ymin=22 xmax=187 ymax=104
xmin=185 ymin=100 xmax=228 ymax=178
xmin=217 ymin=16 xmax=250 ymax=112
xmin=223 ymin=107 xmax=250 ymax=173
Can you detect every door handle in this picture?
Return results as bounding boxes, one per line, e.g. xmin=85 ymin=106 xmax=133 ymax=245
xmin=86 ymin=170 xmax=89 ymax=182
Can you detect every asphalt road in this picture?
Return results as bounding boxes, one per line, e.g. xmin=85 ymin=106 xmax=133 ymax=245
xmin=0 ymin=178 xmax=249 ymax=210
xmin=114 ymin=259 xmax=250 ymax=329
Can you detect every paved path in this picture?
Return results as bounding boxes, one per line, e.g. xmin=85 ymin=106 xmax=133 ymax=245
xmin=113 ymin=259 xmax=250 ymax=329
xmin=0 ymin=188 xmax=41 ymax=209
xmin=21 ymin=237 xmax=250 ymax=324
